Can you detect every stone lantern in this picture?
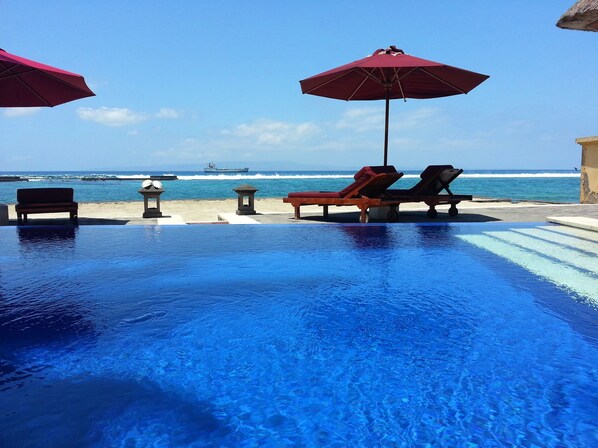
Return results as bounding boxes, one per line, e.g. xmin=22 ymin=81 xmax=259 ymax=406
xmin=233 ymin=184 xmax=258 ymax=215
xmin=138 ymin=180 xmax=164 ymax=218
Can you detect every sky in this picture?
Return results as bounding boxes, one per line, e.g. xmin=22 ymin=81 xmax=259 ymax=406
xmin=1 ymin=0 xmax=597 ymax=171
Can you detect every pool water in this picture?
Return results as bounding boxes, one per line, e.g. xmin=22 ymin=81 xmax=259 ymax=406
xmin=1 ymin=224 xmax=597 ymax=447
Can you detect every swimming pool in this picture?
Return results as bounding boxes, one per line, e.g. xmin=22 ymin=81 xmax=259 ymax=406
xmin=1 ymin=223 xmax=596 ymax=446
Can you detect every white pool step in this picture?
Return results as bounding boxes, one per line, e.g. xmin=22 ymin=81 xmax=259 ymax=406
xmin=542 ymin=224 xmax=598 ymax=243
xmin=512 ymin=227 xmax=598 ymax=254
xmin=485 ymin=230 xmax=597 ymax=273
xmin=458 ymin=226 xmax=598 ymax=306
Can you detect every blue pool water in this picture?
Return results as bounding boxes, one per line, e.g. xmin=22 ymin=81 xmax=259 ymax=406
xmin=1 ymin=224 xmax=597 ymax=447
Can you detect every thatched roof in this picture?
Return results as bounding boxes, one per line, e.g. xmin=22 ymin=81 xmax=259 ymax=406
xmin=557 ymin=0 xmax=598 ymax=31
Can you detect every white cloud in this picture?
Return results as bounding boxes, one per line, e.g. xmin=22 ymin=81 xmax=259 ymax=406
xmin=336 ymin=106 xmax=444 ymax=133
xmin=3 ymin=107 xmax=41 ymax=117
xmin=394 ymin=107 xmax=444 ymax=129
xmin=152 ymin=138 xmax=204 ymax=160
xmin=150 ymin=109 xmax=456 ymax=167
xmin=10 ymin=154 xmax=33 ymax=162
xmin=504 ymin=120 xmax=532 ymax=134
xmin=222 ymin=119 xmax=320 ymax=146
xmin=336 ymin=108 xmax=384 ymax=132
xmin=151 ymin=119 xmax=323 ymax=163
xmin=77 ymin=107 xmax=147 ymax=127
xmin=156 ymin=108 xmax=181 ymax=119
xmin=438 ymin=137 xmax=484 ymax=148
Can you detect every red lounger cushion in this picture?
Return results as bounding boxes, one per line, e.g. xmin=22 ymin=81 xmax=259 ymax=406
xmin=287 ymin=166 xmax=399 ymax=199
xmin=287 ymin=191 xmax=342 ymax=198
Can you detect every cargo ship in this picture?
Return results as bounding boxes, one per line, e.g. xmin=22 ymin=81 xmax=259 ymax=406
xmin=204 ymin=162 xmax=249 ymax=173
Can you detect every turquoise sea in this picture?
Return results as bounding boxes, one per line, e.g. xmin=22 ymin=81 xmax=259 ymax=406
xmin=0 ymin=169 xmax=581 ymax=204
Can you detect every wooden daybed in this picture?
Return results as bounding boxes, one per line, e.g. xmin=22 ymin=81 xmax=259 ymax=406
xmin=381 ymin=165 xmax=472 ymax=221
xmin=283 ymin=166 xmax=404 ymax=223
xmin=15 ymin=188 xmax=78 ymax=224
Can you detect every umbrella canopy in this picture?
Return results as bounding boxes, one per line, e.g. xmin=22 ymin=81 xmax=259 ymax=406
xmin=0 ymin=48 xmax=95 ymax=107
xmin=557 ymin=0 xmax=598 ymax=31
xmin=300 ymin=46 xmax=489 ymax=165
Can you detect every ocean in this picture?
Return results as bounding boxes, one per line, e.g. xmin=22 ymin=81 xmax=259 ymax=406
xmin=0 ymin=170 xmax=581 ymax=204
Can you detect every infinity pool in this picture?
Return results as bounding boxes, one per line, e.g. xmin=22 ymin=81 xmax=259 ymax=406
xmin=1 ymin=224 xmax=596 ymax=447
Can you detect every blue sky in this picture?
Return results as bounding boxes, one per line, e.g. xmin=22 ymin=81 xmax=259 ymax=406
xmin=1 ymin=1 xmax=596 ymax=171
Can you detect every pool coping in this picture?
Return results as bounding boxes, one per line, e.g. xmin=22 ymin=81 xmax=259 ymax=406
xmin=547 ymin=216 xmax=598 ymax=232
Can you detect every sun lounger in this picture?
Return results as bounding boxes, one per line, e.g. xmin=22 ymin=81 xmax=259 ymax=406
xmin=283 ymin=165 xmax=403 ymax=223
xmin=382 ymin=165 xmax=472 ymax=220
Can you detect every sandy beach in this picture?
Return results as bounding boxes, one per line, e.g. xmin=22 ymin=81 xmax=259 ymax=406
xmin=4 ymin=197 xmax=598 ymax=226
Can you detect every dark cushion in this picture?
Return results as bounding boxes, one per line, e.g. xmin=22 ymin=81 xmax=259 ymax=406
xmin=387 ymin=165 xmax=460 ymax=196
xmin=16 ymin=202 xmax=78 ymax=209
xmin=368 ymin=165 xmax=400 ymax=175
xmin=418 ymin=165 xmax=453 ymax=179
xmin=17 ymin=188 xmax=75 ymax=204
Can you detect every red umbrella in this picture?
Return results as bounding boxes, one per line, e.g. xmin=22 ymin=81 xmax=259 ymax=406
xmin=0 ymin=48 xmax=95 ymax=107
xmin=300 ymin=46 xmax=489 ymax=165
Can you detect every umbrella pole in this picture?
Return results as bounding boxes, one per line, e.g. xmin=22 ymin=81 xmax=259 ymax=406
xmin=383 ymin=89 xmax=390 ymax=166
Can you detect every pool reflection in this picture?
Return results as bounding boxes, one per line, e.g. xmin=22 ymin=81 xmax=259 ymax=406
xmin=17 ymin=226 xmax=77 ymax=252
xmin=338 ymin=223 xmax=462 ymax=250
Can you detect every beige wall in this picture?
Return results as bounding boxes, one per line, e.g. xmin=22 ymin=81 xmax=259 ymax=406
xmin=578 ymin=136 xmax=598 ymax=204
